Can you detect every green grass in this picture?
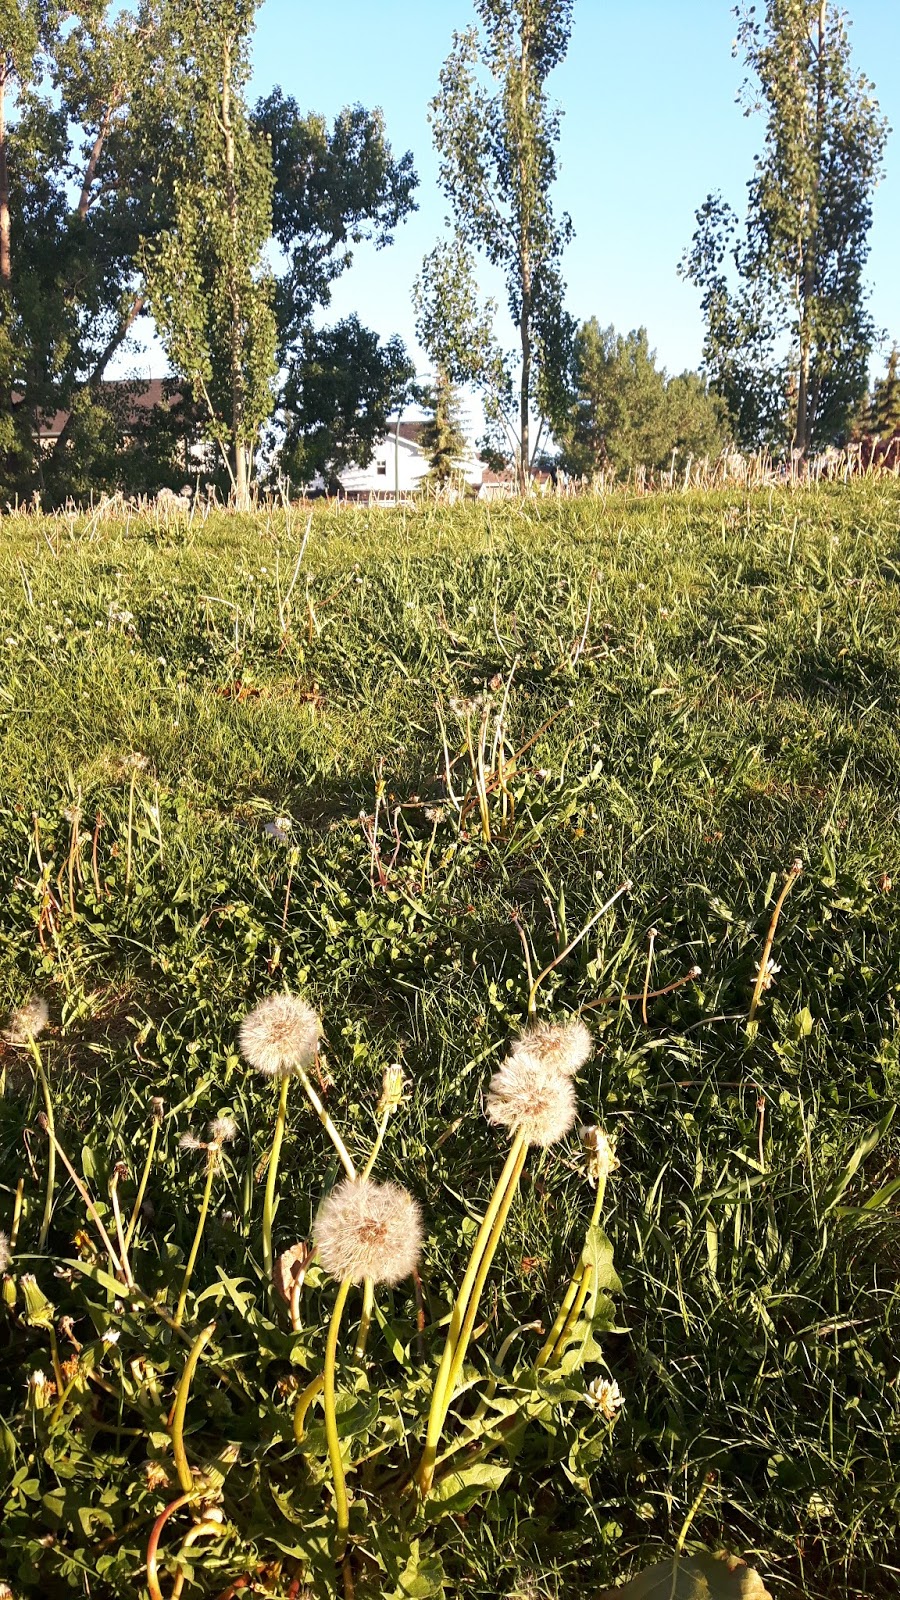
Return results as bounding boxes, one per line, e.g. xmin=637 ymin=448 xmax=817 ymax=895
xmin=1 ymin=485 xmax=899 ymax=1599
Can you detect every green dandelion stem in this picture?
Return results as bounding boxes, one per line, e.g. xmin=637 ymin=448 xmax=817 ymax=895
xmin=293 ymin=1371 xmax=324 ymax=1446
xmin=535 ymin=1175 xmax=606 ymax=1369
xmin=175 ymin=1152 xmax=218 ymax=1327
xmin=170 ymin=1322 xmax=216 ymax=1495
xmin=417 ymin=1130 xmax=527 ymax=1495
xmin=125 ymin=1118 xmax=161 ymax=1251
xmin=355 ymin=1278 xmax=375 ymax=1360
xmin=30 ymin=1039 xmax=55 ymax=1252
xmin=324 ymin=1277 xmax=353 ymax=1558
xmin=262 ymin=1074 xmax=291 ymax=1282
xmin=297 ymin=1066 xmax=356 ymax=1180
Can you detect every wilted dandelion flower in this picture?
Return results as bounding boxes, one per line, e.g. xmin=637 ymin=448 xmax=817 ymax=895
xmin=377 ymin=1063 xmax=407 ymax=1114
xmin=585 ymin=1376 xmax=624 ymax=1420
xmin=149 ymin=1097 xmax=165 ymax=1124
xmin=3 ymin=996 xmax=49 ymax=1045
xmin=486 ymin=1048 xmax=577 ymax=1148
xmin=755 ymin=957 xmax=781 ymax=991
xmin=0 ymin=1232 xmax=10 ymax=1272
xmin=509 ymin=1019 xmax=593 ymax=1079
xmin=238 ymin=993 xmax=322 ymax=1078
xmin=314 ymin=1178 xmax=422 ymax=1285
xmin=207 ymin=1116 xmax=238 ymax=1147
xmin=579 ymin=1125 xmax=620 ymax=1185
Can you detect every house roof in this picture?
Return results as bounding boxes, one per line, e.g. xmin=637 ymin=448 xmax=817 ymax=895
xmin=29 ymin=378 xmax=184 ymax=439
xmin=395 ymin=419 xmax=429 ymax=447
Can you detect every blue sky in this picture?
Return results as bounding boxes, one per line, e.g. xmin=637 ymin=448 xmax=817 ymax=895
xmin=127 ymin=1 xmax=899 ymax=391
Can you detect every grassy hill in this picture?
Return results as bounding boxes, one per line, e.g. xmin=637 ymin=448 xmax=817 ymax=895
xmin=1 ymin=486 xmax=899 ymax=1599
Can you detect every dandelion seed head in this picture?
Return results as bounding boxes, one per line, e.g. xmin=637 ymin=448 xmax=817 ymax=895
xmin=313 ymin=1178 xmax=423 ymax=1286
xmin=510 ymin=1019 xmax=593 ymax=1079
xmin=3 ymin=996 xmax=50 ymax=1045
xmin=179 ymin=1131 xmax=204 ymax=1152
xmin=207 ymin=1116 xmax=237 ymax=1147
xmin=486 ymin=1050 xmax=578 ymax=1148
xmin=585 ymin=1376 xmax=624 ymax=1420
xmin=238 ymin=993 xmax=322 ymax=1078
xmin=579 ymin=1125 xmax=620 ymax=1183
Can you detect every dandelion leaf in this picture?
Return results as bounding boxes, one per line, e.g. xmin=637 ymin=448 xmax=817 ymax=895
xmin=595 ymin=1550 xmax=773 ymax=1599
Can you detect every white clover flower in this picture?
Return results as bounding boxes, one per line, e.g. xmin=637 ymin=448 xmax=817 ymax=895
xmin=314 ymin=1178 xmax=423 ymax=1286
xmin=101 ymin=1329 xmax=120 ymax=1346
xmin=755 ymin=957 xmax=781 ymax=991
xmin=585 ymin=1376 xmax=624 ymax=1420
xmin=238 ymin=993 xmax=322 ymax=1079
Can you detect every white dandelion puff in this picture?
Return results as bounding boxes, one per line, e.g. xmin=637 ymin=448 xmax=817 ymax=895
xmin=3 ymin=996 xmax=50 ymax=1045
xmin=585 ymin=1376 xmax=624 ymax=1420
xmin=509 ymin=1019 xmax=593 ymax=1079
xmin=207 ymin=1116 xmax=238 ymax=1147
xmin=313 ymin=1178 xmax=423 ymax=1286
xmin=179 ymin=1131 xmax=204 ymax=1152
xmin=486 ymin=1048 xmax=578 ymax=1148
xmin=238 ymin=993 xmax=322 ymax=1079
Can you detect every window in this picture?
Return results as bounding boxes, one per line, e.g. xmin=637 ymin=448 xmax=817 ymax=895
xmin=376 ymin=460 xmax=387 ymax=476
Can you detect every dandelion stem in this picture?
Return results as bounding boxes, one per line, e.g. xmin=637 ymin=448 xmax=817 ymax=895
xmin=297 ymin=1066 xmax=357 ymax=1180
xmin=442 ymin=1139 xmax=528 ymax=1414
xmin=175 ymin=1153 xmax=218 ymax=1327
xmin=293 ymin=1371 xmax=324 ymax=1445
xmin=748 ymin=858 xmax=802 ymax=1022
xmin=355 ymin=1278 xmax=374 ymax=1360
xmin=11 ymin=1176 xmax=25 ymax=1249
xmin=125 ymin=1119 xmax=161 ymax=1251
xmin=361 ymin=1107 xmax=391 ymax=1182
xmin=527 ymin=881 xmax=631 ymax=1015
xmin=324 ymin=1277 xmax=353 ymax=1558
xmin=416 ymin=1131 xmax=526 ymax=1496
xmin=262 ymin=1075 xmax=291 ymax=1283
xmin=171 ymin=1323 xmax=216 ymax=1494
xmin=548 ymin=1261 xmax=594 ymax=1365
xmin=642 ymin=929 xmax=657 ymax=1026
xmin=37 ymin=1113 xmax=122 ymax=1275
xmin=125 ymin=769 xmax=137 ymax=887
xmin=147 ymin=1492 xmax=201 ymax=1600
xmin=30 ymin=1038 xmax=55 ymax=1251
xmin=110 ymin=1168 xmax=134 ymax=1289
xmin=535 ymin=1176 xmax=606 ymax=1369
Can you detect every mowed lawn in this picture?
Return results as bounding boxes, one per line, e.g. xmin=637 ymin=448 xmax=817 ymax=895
xmin=1 ymin=485 xmax=899 ymax=1599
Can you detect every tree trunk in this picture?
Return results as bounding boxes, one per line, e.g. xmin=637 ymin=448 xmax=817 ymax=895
xmin=0 ymin=62 xmax=10 ymax=286
xmin=794 ymin=0 xmax=827 ymax=459
xmin=221 ymin=37 xmax=249 ymax=511
xmin=517 ymin=22 xmax=532 ymax=492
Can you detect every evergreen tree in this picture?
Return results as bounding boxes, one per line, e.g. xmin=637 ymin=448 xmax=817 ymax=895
xmin=870 ymin=346 xmax=900 ymax=439
xmin=428 ymin=0 xmax=575 ymax=487
xmin=683 ymin=0 xmax=888 ymax=455
xmin=557 ymin=321 xmax=730 ymax=478
xmin=420 ymin=371 xmax=468 ymax=484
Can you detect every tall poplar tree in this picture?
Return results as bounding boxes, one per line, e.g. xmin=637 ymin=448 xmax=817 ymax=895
xmin=141 ymin=0 xmax=276 ymax=508
xmin=684 ymin=0 xmax=888 ymax=456
xmin=429 ymin=0 xmax=575 ymax=487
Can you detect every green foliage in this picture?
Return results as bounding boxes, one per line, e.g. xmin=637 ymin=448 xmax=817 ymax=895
xmin=428 ymin=0 xmax=576 ymax=478
xmin=0 ymin=486 xmax=899 ymax=1598
xmin=868 ymin=345 xmax=900 ymax=440
xmin=141 ymin=0 xmax=277 ymax=508
xmin=557 ymin=322 xmax=731 ymax=478
xmin=683 ymin=0 xmax=889 ymax=454
xmin=596 ymin=1551 xmax=773 ymax=1599
xmin=419 ymin=372 xmax=469 ymax=484
xmin=277 ymin=316 xmax=416 ymax=491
